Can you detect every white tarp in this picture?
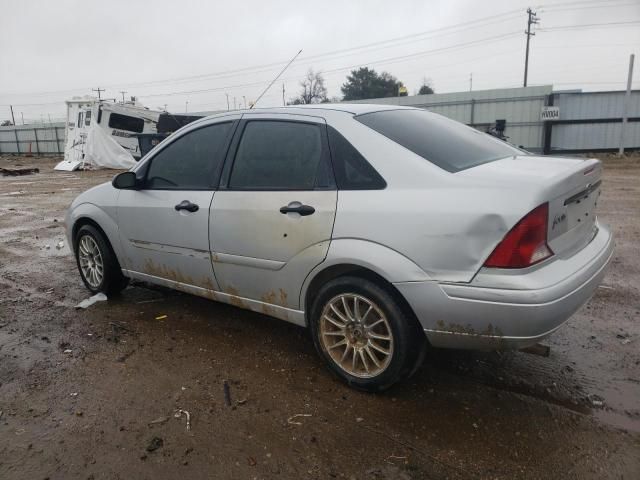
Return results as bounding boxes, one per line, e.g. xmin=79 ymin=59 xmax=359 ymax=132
xmin=84 ymin=122 xmax=136 ymax=169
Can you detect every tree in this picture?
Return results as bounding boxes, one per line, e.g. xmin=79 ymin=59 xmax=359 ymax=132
xmin=417 ymin=77 xmax=434 ymax=95
xmin=341 ymin=67 xmax=406 ymax=101
xmin=289 ymin=69 xmax=328 ymax=105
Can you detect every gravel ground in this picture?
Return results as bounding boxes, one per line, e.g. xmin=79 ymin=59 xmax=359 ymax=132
xmin=0 ymin=154 xmax=639 ymax=479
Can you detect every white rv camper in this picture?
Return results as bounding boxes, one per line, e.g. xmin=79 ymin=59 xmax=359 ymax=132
xmin=55 ymin=96 xmax=162 ymax=171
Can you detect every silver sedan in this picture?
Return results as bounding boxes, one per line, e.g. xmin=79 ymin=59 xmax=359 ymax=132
xmin=65 ymin=104 xmax=613 ymax=391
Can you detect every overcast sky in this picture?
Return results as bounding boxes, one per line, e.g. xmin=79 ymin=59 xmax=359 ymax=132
xmin=1 ymin=0 xmax=638 ymax=122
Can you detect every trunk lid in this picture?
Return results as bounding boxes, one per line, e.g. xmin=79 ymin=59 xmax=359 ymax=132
xmin=460 ymin=155 xmax=602 ymax=258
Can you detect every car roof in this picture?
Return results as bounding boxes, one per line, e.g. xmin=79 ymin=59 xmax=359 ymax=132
xmin=200 ymin=103 xmax=415 ymax=120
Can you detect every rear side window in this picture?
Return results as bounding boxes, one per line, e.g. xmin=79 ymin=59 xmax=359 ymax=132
xmin=327 ymin=126 xmax=385 ymax=190
xmin=85 ymin=110 xmax=92 ymax=126
xmin=108 ymin=112 xmax=144 ymax=133
xmin=229 ymin=121 xmax=324 ymax=190
xmin=356 ymin=109 xmax=522 ymax=173
xmin=144 ymin=122 xmax=233 ymax=190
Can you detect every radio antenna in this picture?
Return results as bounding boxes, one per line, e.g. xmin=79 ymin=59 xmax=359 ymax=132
xmin=250 ymin=49 xmax=302 ymax=109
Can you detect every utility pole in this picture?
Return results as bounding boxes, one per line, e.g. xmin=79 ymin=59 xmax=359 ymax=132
xmin=469 ymin=73 xmax=473 ymax=92
xmin=9 ymin=105 xmax=16 ymax=125
xmin=282 ymin=83 xmax=285 ymax=106
xmin=92 ymin=87 xmax=105 ymax=100
xmin=619 ymin=53 xmax=635 ymax=156
xmin=21 ymin=112 xmax=25 ymax=125
xmin=185 ymin=101 xmax=189 ymax=113
xmin=119 ymin=91 xmax=127 ymax=103
xmin=523 ymin=8 xmax=539 ymax=87
xmin=225 ymin=93 xmax=230 ymax=111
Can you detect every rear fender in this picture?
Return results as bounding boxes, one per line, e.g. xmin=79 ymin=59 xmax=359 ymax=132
xmin=299 ymin=238 xmax=432 ymax=312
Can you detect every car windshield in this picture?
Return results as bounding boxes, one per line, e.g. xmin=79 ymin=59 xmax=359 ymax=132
xmin=356 ymin=109 xmax=524 ymax=173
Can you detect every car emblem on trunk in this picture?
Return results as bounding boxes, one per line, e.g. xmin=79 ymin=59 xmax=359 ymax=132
xmin=552 ymin=213 xmax=567 ymax=230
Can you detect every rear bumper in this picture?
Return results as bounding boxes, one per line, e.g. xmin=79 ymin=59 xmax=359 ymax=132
xmin=394 ymin=222 xmax=614 ymax=350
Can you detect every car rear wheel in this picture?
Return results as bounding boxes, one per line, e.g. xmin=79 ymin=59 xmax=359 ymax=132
xmin=74 ymin=224 xmax=128 ymax=295
xmin=310 ymin=276 xmax=425 ymax=392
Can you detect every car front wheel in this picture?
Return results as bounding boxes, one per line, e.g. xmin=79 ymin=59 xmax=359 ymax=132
xmin=310 ymin=276 xmax=425 ymax=392
xmin=74 ymin=224 xmax=128 ymax=295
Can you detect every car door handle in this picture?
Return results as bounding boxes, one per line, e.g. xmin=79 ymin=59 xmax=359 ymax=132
xmin=279 ymin=204 xmax=315 ymax=216
xmin=175 ymin=200 xmax=199 ymax=213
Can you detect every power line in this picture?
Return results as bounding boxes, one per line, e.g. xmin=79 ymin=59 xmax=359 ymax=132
xmin=1 ymin=2 xmax=636 ymax=100
xmin=0 ymin=10 xmax=525 ymax=99
xmin=2 ymin=1 xmax=637 ymax=110
xmin=537 ymin=0 xmax=635 ymax=9
xmin=135 ymin=31 xmax=522 ymax=99
xmin=2 ymin=25 xmax=628 ymax=108
xmin=539 ymin=1 xmax=639 ymax=13
xmin=538 ymin=20 xmax=640 ymax=31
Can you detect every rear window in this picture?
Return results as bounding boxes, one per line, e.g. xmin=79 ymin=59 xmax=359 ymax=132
xmin=356 ymin=109 xmax=522 ymax=172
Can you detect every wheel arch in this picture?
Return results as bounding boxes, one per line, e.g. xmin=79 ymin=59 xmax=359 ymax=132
xmin=72 ymin=216 xmax=108 ymax=248
xmin=305 ymin=262 xmax=417 ymax=320
xmin=301 ymin=239 xmax=433 ymax=333
xmin=68 ymin=203 xmax=125 ymax=268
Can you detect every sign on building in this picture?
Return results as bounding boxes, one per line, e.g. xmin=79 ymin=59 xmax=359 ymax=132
xmin=541 ymin=106 xmax=560 ymax=121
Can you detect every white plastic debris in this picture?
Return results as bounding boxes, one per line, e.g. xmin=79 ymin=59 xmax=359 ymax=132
xmin=287 ymin=413 xmax=312 ymax=426
xmin=174 ymin=409 xmax=191 ymax=431
xmin=75 ymin=292 xmax=107 ymax=309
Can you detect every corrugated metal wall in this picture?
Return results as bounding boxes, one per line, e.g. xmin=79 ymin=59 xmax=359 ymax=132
xmin=0 ymin=123 xmax=65 ymax=154
xmin=548 ymin=91 xmax=640 ymax=153
xmin=346 ymin=86 xmax=553 ymax=152
xmin=2 ymin=89 xmax=638 ymax=155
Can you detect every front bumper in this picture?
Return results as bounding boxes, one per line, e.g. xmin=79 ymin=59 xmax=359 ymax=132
xmin=394 ymin=222 xmax=614 ymax=350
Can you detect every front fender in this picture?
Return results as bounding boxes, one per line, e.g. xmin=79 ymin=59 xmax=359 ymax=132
xmin=299 ymin=238 xmax=432 ymax=311
xmin=66 ymin=202 xmax=125 ymax=266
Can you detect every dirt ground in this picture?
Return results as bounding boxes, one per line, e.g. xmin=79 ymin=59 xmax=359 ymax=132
xmin=0 ymin=154 xmax=639 ymax=479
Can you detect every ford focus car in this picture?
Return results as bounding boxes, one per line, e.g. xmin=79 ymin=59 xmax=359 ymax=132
xmin=65 ymin=104 xmax=614 ymax=391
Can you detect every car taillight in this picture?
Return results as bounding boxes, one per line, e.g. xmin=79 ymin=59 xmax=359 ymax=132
xmin=484 ymin=203 xmax=553 ymax=268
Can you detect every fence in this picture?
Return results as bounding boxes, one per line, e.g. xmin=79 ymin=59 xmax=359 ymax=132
xmin=543 ymin=90 xmax=640 ymax=154
xmin=0 ymin=122 xmax=65 ymax=155
xmin=2 ymin=87 xmax=639 ymax=156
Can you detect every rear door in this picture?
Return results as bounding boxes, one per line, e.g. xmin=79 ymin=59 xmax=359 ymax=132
xmin=117 ymin=118 xmax=238 ymax=293
xmin=209 ymin=113 xmax=337 ymax=310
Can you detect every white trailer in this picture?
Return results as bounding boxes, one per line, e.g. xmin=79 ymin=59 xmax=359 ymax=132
xmin=55 ymin=96 xmax=162 ymax=171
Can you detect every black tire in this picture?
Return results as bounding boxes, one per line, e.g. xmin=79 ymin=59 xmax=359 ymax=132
xmin=74 ymin=224 xmax=129 ymax=295
xmin=310 ymin=276 xmax=425 ymax=392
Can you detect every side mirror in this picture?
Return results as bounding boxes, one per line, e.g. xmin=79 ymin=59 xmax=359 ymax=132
xmin=112 ymin=171 xmax=138 ymax=189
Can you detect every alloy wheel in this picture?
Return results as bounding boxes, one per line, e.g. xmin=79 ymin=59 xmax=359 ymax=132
xmin=78 ymin=235 xmax=104 ymax=288
xmin=319 ymin=293 xmax=394 ymax=378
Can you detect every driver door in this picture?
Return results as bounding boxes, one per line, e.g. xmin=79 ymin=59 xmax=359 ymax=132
xmin=117 ymin=117 xmax=238 ymax=293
